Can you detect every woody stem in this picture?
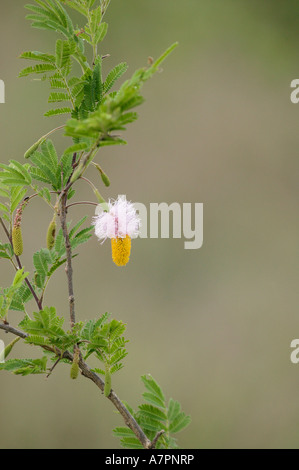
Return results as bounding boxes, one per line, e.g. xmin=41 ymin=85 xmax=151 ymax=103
xmin=59 ymin=191 xmax=75 ymax=329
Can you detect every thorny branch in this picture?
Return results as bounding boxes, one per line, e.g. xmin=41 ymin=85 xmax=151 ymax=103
xmin=59 ymin=190 xmax=76 ymax=330
xmin=0 ymin=182 xmax=163 ymax=449
xmin=0 ymin=322 xmax=163 ymax=449
xmin=46 ymin=169 xmax=161 ymax=448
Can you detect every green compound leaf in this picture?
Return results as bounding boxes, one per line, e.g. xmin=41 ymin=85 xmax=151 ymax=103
xmin=19 ymin=63 xmax=56 ymax=77
xmin=168 ymin=410 xmax=191 ymax=434
xmin=113 ymin=374 xmax=190 ymax=449
xmin=44 ymin=107 xmax=72 ymax=117
xmin=138 ymin=404 xmax=167 ymax=422
xmin=141 ymin=374 xmax=165 ymax=403
xmin=80 ymin=314 xmax=128 ymax=380
xmin=25 ymin=0 xmax=75 ymax=39
xmin=0 ymin=357 xmax=47 ymax=376
xmin=19 ymin=50 xmax=56 ymax=63
xmin=104 ymin=63 xmax=128 ymax=94
xmin=48 ymin=92 xmax=70 ymax=103
xmin=11 ymin=304 xmax=82 ymax=370
xmin=0 ymin=161 xmax=31 ymax=187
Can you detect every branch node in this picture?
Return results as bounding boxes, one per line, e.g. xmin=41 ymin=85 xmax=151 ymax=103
xmin=148 ymin=430 xmax=165 ymax=449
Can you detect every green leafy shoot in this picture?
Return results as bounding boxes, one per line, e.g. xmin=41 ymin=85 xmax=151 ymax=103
xmin=0 ymin=357 xmax=48 ymax=376
xmin=19 ymin=306 xmax=79 ymax=351
xmin=32 ymin=217 xmax=92 ymax=294
xmin=81 ymin=313 xmax=128 ymax=396
xmin=113 ymin=375 xmax=191 ymax=449
xmin=0 ymin=269 xmax=29 ymax=320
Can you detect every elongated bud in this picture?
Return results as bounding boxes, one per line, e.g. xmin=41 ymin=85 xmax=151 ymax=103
xmin=93 ymin=189 xmax=109 ymax=212
xmin=34 ymin=272 xmax=39 ymax=285
xmin=70 ymin=347 xmax=80 ymax=380
xmin=104 ymin=366 xmax=112 ymax=397
xmin=24 ymin=137 xmax=45 ymax=159
xmin=93 ymin=163 xmax=111 ymax=187
xmin=47 ymin=215 xmax=56 ymax=250
xmin=100 ymin=171 xmax=110 ymax=187
xmin=0 ymin=337 xmax=20 ymax=362
xmin=12 ymin=200 xmax=27 ymax=256
xmin=70 ymin=163 xmax=84 ymax=183
xmin=111 ymin=235 xmax=131 ymax=267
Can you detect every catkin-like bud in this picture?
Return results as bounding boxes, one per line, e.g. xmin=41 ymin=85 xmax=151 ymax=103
xmin=93 ymin=163 xmax=111 ymax=187
xmin=12 ymin=200 xmax=27 ymax=257
xmin=70 ymin=347 xmax=80 ymax=380
xmin=100 ymin=171 xmax=110 ymax=188
xmin=70 ymin=163 xmax=84 ymax=184
xmin=47 ymin=216 xmax=56 ymax=250
xmin=104 ymin=367 xmax=112 ymax=397
xmin=111 ymin=236 xmax=132 ymax=267
xmin=70 ymin=361 xmax=79 ymax=380
xmin=24 ymin=137 xmax=45 ymax=159
xmin=12 ymin=226 xmax=23 ymax=256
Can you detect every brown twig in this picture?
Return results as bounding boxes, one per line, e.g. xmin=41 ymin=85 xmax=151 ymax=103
xmin=0 ymin=321 xmax=153 ymax=448
xmin=66 ymin=201 xmax=98 ymax=210
xmin=0 ymin=323 xmax=28 ymax=339
xmin=78 ymin=359 xmax=152 ymax=448
xmin=59 ymin=192 xmax=76 ymax=330
xmin=0 ymin=324 xmax=61 ymax=355
xmin=148 ymin=430 xmax=165 ymax=449
xmin=46 ymin=357 xmax=61 ymax=379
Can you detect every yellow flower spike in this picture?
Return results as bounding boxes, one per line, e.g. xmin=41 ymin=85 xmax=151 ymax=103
xmin=12 ymin=226 xmax=23 ymax=257
xmin=111 ymin=236 xmax=131 ymax=267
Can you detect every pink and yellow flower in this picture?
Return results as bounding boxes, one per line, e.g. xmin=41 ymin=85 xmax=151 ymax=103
xmin=93 ymin=195 xmax=140 ymax=266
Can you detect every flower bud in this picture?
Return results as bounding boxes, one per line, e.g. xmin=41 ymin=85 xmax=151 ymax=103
xmin=93 ymin=163 xmax=111 ymax=187
xmin=100 ymin=172 xmax=110 ymax=188
xmin=24 ymin=137 xmax=45 ymax=159
xmin=70 ymin=163 xmax=83 ymax=183
xmin=47 ymin=216 xmax=56 ymax=250
xmin=104 ymin=367 xmax=112 ymax=397
xmin=12 ymin=200 xmax=28 ymax=257
xmin=93 ymin=189 xmax=109 ymax=212
xmin=70 ymin=347 xmax=80 ymax=380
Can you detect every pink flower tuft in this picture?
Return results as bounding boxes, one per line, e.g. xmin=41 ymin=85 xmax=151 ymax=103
xmin=93 ymin=195 xmax=141 ymax=242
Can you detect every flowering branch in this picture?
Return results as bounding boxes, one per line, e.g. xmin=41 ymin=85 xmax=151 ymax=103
xmin=1 ymin=208 xmax=155 ymax=446
xmin=0 ymin=0 xmax=190 ymax=451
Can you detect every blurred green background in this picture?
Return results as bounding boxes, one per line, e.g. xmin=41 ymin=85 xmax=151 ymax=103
xmin=0 ymin=0 xmax=298 ymax=449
